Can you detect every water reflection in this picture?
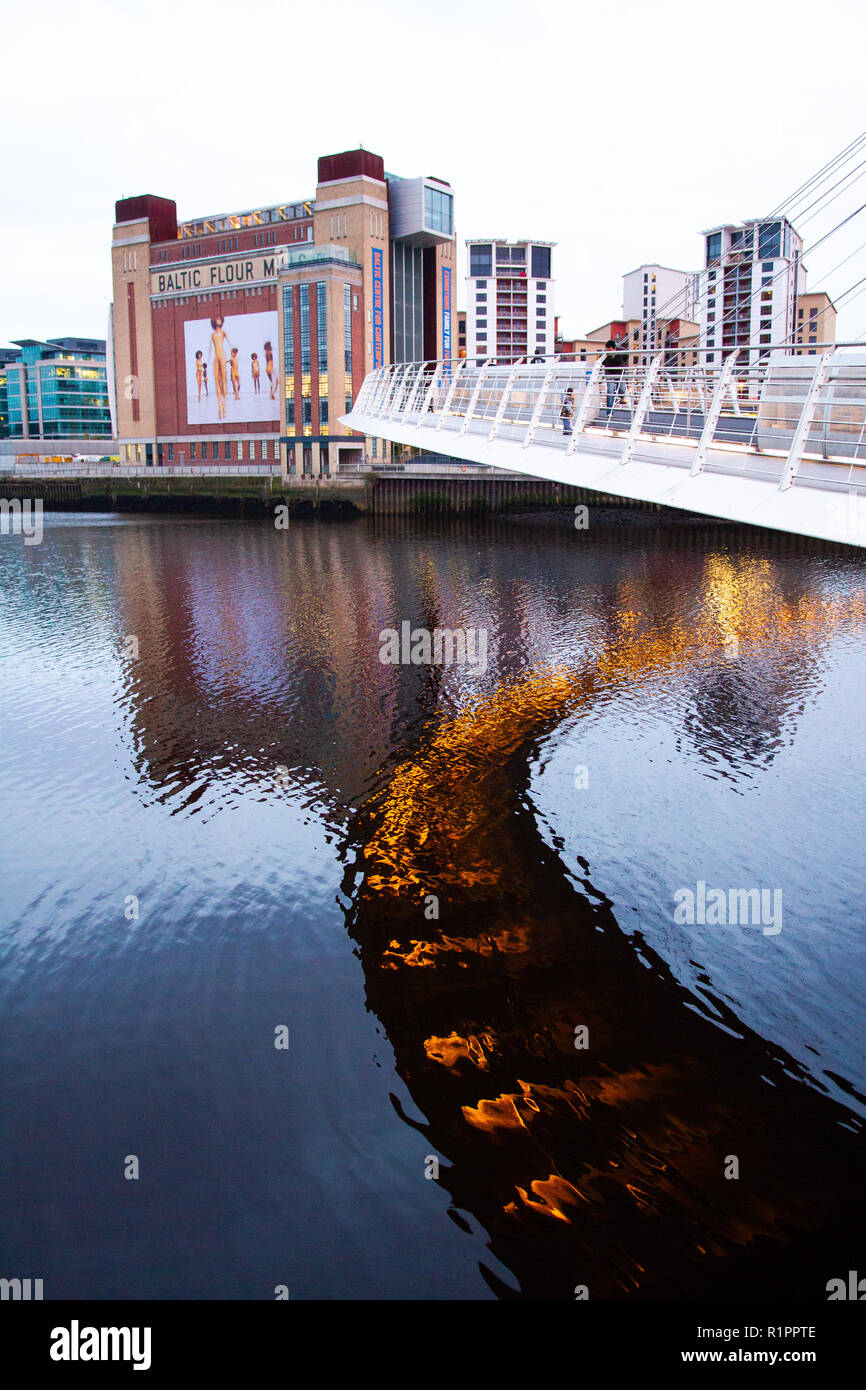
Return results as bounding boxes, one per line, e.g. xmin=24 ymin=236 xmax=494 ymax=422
xmin=345 ymin=555 xmax=865 ymax=1296
xmin=1 ymin=512 xmax=864 ymax=1299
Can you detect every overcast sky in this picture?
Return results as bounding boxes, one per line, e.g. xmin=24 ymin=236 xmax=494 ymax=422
xmin=3 ymin=0 xmax=865 ymax=350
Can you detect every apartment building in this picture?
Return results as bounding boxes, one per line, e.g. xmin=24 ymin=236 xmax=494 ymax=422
xmin=465 ymin=239 xmax=555 ymax=362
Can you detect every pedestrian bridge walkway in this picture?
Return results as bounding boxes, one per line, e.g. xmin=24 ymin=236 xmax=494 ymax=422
xmin=342 ymin=346 xmax=866 ymax=547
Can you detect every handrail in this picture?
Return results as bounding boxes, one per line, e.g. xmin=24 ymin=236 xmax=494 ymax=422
xmin=345 ymin=344 xmax=866 ymax=484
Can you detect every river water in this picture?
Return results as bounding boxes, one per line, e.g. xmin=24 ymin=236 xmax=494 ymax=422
xmin=1 ymin=508 xmax=864 ymax=1299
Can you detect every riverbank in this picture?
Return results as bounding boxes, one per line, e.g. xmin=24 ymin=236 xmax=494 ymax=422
xmin=1 ymin=470 xmax=671 ymax=520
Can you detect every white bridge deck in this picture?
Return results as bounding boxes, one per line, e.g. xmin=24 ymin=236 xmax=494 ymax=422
xmin=343 ymin=347 xmax=866 ymax=547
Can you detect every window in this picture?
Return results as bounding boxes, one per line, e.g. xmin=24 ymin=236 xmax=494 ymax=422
xmin=706 ymin=232 xmax=722 ymax=265
xmin=536 ymin=293 xmax=546 ymax=303
xmin=237 ymin=440 xmax=244 ymax=460
xmin=249 ymin=440 xmax=256 ymax=459
xmin=317 ymin=282 xmax=327 ymax=374
xmin=343 ymin=283 xmax=353 ymax=378
xmin=190 ymin=442 xmax=196 ymax=459
xmin=423 ymin=186 xmax=453 ymax=235
xmin=224 ymin=441 xmax=230 ymax=460
xmin=531 ymin=245 xmax=551 ymax=279
xmin=167 ymin=443 xmax=174 ymax=461
xmin=470 ymin=245 xmax=492 ymax=277
xmin=300 ymin=285 xmax=310 ymax=373
xmin=476 ymin=318 xmax=487 ymax=328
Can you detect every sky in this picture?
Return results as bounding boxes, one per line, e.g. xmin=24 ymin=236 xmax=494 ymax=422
xmin=2 ymin=0 xmax=865 ymax=350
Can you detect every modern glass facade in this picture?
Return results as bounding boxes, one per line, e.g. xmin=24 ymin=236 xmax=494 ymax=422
xmin=423 ymin=186 xmax=453 ymax=236
xmin=1 ymin=338 xmax=111 ymax=438
xmin=391 ymin=241 xmax=424 ymax=362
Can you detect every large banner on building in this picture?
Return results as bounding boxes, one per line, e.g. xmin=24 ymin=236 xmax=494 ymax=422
xmin=371 ymin=249 xmax=383 ymax=369
xmin=183 ymin=310 xmax=279 ymax=425
xmin=442 ymin=266 xmax=452 ymax=365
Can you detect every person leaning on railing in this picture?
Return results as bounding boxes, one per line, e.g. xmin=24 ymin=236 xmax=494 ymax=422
xmin=603 ymin=338 xmax=630 ymax=412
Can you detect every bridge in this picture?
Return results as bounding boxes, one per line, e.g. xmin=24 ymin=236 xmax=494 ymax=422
xmin=342 ymin=345 xmax=866 ymax=547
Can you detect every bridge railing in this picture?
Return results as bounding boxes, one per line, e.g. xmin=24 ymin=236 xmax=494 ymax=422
xmin=349 ymin=345 xmax=866 ymax=495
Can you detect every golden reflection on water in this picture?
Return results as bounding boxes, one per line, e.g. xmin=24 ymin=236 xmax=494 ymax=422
xmin=363 ymin=557 xmax=865 ymax=902
xmin=351 ymin=555 xmax=866 ymax=1292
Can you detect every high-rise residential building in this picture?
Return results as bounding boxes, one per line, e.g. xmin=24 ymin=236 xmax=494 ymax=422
xmin=0 ymin=338 xmax=111 ymax=439
xmin=622 ymin=264 xmax=700 ymax=353
xmin=698 ymin=218 xmax=805 ymax=365
xmin=465 ymin=239 xmax=555 ymax=362
xmin=110 ymin=148 xmax=455 ymax=474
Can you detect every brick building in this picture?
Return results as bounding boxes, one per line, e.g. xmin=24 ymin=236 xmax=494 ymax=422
xmin=110 ymin=148 xmax=455 ymax=474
